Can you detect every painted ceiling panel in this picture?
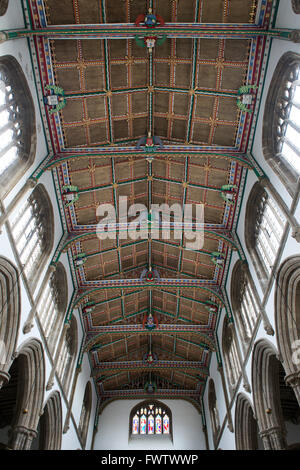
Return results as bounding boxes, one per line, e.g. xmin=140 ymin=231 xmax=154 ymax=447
xmin=27 ymin=0 xmax=273 ymax=406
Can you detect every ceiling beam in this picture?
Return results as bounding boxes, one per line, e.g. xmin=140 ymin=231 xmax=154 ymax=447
xmin=92 ymin=360 xmax=209 ymax=376
xmin=3 ymin=26 xmax=293 ymax=41
xmin=45 ymin=150 xmax=253 ymax=170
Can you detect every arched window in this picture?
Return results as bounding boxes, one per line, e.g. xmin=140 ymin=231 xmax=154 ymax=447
xmin=231 ymin=261 xmax=260 ymax=345
xmin=222 ymin=317 xmax=241 ymax=392
xmin=245 ymin=182 xmax=285 ymax=289
xmin=292 ymin=1 xmax=300 ymax=14
xmin=78 ymin=382 xmax=92 ymax=448
xmin=57 ymin=316 xmax=77 ymax=395
xmin=129 ymin=400 xmax=172 ymax=437
xmin=0 ymin=1 xmax=8 ymax=16
xmin=10 ymin=184 xmax=54 ymax=287
xmin=208 ymin=379 xmax=220 ymax=446
xmin=263 ymin=52 xmax=300 ymax=195
xmin=0 ymin=56 xmax=36 ymax=197
xmin=37 ymin=263 xmax=68 ymax=354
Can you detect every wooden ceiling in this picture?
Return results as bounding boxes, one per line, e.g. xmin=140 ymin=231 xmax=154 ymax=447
xmin=27 ymin=0 xmax=271 ymax=405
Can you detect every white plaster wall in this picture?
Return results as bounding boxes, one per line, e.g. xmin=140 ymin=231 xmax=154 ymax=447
xmin=95 ymin=399 xmax=205 ymax=450
xmin=203 ymin=1 xmax=300 ymax=449
xmin=0 ymin=1 xmax=97 ymax=450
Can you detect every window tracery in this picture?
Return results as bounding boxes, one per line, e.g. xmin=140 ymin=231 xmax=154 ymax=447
xmin=231 ymin=261 xmax=261 ymax=344
xmin=263 ymin=53 xmax=300 ymax=194
xmin=245 ymin=182 xmax=285 ymax=289
xmin=37 ymin=263 xmax=67 ymax=354
xmin=222 ymin=317 xmax=241 ymax=390
xmin=57 ymin=316 xmax=77 ymax=394
xmin=0 ymin=56 xmax=35 ymax=196
xmin=130 ymin=401 xmax=171 ymax=436
xmin=10 ymin=185 xmax=54 ymax=285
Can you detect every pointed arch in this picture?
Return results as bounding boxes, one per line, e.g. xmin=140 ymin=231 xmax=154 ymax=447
xmin=251 ymin=339 xmax=286 ymax=450
xmin=0 ymin=256 xmax=20 ymax=388
xmin=235 ymin=393 xmax=259 ymax=450
xmin=39 ymin=391 xmax=62 ymax=450
xmin=275 ymin=255 xmax=300 ymax=405
xmin=9 ymin=338 xmax=45 ymax=449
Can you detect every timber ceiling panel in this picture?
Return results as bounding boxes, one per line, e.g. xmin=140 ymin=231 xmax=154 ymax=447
xmin=30 ymin=0 xmax=267 ymax=401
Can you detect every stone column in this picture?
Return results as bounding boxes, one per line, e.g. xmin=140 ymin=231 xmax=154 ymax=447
xmin=0 ymin=370 xmax=10 ymax=389
xmin=23 ymin=264 xmax=56 ymax=334
xmin=285 ymin=371 xmax=300 ymax=408
xmin=46 ymin=322 xmax=70 ymax=391
xmin=259 ymin=176 xmax=300 ymax=243
xmin=0 ymin=178 xmax=37 ymax=230
xmin=9 ymin=425 xmax=38 ymax=450
xmin=260 ymin=427 xmax=287 ymax=450
xmin=63 ymin=365 xmax=81 ymax=434
xmin=218 ymin=365 xmax=234 ymax=432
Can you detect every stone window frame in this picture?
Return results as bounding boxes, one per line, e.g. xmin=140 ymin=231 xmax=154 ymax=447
xmin=262 ymin=52 xmax=300 ymax=197
xmin=37 ymin=262 xmax=68 ymax=355
xmin=57 ymin=316 xmax=78 ymax=396
xmin=222 ymin=316 xmax=242 ymax=394
xmin=230 ymin=260 xmax=261 ymax=348
xmin=245 ymin=182 xmax=285 ymax=292
xmin=10 ymin=184 xmax=54 ymax=291
xmin=129 ymin=399 xmax=173 ymax=438
xmin=0 ymin=55 xmax=36 ymax=198
xmin=78 ymin=381 xmax=92 ymax=449
xmin=208 ymin=378 xmax=220 ymax=447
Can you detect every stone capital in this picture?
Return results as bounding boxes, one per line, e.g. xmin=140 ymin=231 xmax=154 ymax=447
xmin=289 ymin=30 xmax=300 ymax=43
xmin=291 ymin=227 xmax=300 ymax=243
xmin=285 ymin=370 xmax=300 ymax=388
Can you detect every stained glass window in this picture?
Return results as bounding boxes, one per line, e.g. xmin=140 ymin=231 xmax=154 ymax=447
xmin=130 ymin=401 xmax=172 ymax=436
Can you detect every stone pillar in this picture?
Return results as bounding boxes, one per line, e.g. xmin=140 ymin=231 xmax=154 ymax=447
xmin=289 ymin=30 xmax=300 ymax=43
xmin=0 ymin=370 xmax=10 ymax=389
xmin=9 ymin=425 xmax=38 ymax=450
xmin=23 ymin=264 xmax=56 ymax=334
xmin=285 ymin=371 xmax=300 ymax=408
xmin=259 ymin=176 xmax=300 ymax=243
xmin=260 ymin=427 xmax=287 ymax=450
xmin=218 ymin=365 xmax=234 ymax=432
xmin=0 ymin=178 xmax=37 ymax=230
xmin=63 ymin=365 xmax=81 ymax=434
xmin=46 ymin=322 xmax=70 ymax=391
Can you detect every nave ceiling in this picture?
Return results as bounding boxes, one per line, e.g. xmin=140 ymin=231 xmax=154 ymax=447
xmin=24 ymin=0 xmax=274 ymax=407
